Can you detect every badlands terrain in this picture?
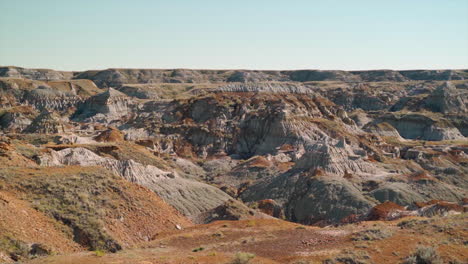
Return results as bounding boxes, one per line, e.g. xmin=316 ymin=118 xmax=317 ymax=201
xmin=0 ymin=66 xmax=467 ymax=263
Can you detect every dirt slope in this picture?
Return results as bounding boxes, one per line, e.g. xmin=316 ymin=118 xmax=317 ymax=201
xmin=24 ymin=215 xmax=468 ymax=264
xmin=0 ymin=166 xmax=192 ymax=262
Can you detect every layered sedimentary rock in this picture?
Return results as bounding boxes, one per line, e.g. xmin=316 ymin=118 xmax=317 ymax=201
xmin=1 ymin=65 xmax=467 ymax=227
xmin=0 ymin=66 xmax=73 ymax=81
xmin=293 ymin=139 xmax=375 ymax=175
xmin=4 ymin=67 xmax=466 ymax=87
xmin=373 ymin=113 xmax=464 ymax=141
xmin=72 ymin=88 xmax=134 ymax=123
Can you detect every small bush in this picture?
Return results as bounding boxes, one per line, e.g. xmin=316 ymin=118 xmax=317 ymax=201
xmin=192 ymin=247 xmax=204 ymax=252
xmin=231 ymin=252 xmax=255 ymax=264
xmin=402 ymin=246 xmax=442 ymax=264
xmin=0 ymin=237 xmax=31 ymax=261
xmin=94 ymin=250 xmax=106 ymax=257
xmin=212 ymin=231 xmax=224 ymax=238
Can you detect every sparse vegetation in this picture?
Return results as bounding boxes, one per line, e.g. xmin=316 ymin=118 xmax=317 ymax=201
xmin=231 ymin=252 xmax=256 ymax=264
xmin=0 ymin=236 xmax=30 ymax=261
xmin=402 ymin=246 xmax=442 ymax=264
xmin=323 ymin=250 xmax=370 ymax=264
xmin=192 ymin=246 xmax=204 ymax=252
xmin=352 ymin=228 xmax=393 ymax=241
xmin=0 ymin=167 xmax=123 ymax=252
xmin=398 ymin=219 xmax=431 ymax=229
xmin=1 ymin=66 xmax=468 ymax=264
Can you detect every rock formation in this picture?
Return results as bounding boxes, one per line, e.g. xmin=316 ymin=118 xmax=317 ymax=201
xmin=72 ymin=88 xmax=134 ymax=123
xmin=0 ymin=65 xmax=467 ymax=230
xmin=424 ymin=82 xmax=467 ymax=114
xmin=23 ymin=110 xmax=66 ymax=134
xmin=40 ymin=147 xmax=231 ymax=217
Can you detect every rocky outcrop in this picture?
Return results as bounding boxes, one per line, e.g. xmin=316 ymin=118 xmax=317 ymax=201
xmin=1 ymin=65 xmax=467 ymax=230
xmin=240 ymin=170 xmax=376 ymax=224
xmin=0 ymin=110 xmax=34 ymax=133
xmin=424 ymin=82 xmax=467 ymax=114
xmin=40 ymin=147 xmax=231 ymax=217
xmin=94 ymin=127 xmax=124 ymax=142
xmin=399 ymin=70 xmax=466 ymax=81
xmin=23 ymin=86 xmax=84 ymax=112
xmin=117 ymin=85 xmax=160 ymax=99
xmin=374 ymin=113 xmax=464 ymax=141
xmin=218 ymin=82 xmax=311 ymax=94
xmin=363 ymin=122 xmax=401 ymax=138
xmin=325 ymin=83 xmax=401 ymax=111
xmin=351 ymin=70 xmax=408 ymax=82
xmin=57 ymin=134 xmax=97 ymax=144
xmin=0 ymin=67 xmax=73 ymax=81
xmin=366 ymin=201 xmax=406 ymax=221
xmin=5 ymin=67 xmax=466 ymax=86
xmin=370 ymin=180 xmax=465 ymax=206
xmin=193 ymin=199 xmax=271 ymax=224
xmin=23 ymin=110 xmax=66 ymax=134
xmin=293 ymin=139 xmax=375 ymax=176
xmin=73 ymin=69 xmax=130 ymax=87
xmin=0 ymin=78 xmax=97 ymax=113
xmin=288 ymin=70 xmax=360 ymax=82
xmin=254 ymin=199 xmax=284 ymax=218
xmin=72 ymin=88 xmax=134 ymax=123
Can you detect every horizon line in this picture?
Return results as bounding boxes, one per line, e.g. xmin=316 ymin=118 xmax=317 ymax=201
xmin=2 ymin=65 xmax=468 ymax=73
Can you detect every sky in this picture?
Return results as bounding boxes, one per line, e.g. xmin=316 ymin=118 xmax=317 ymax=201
xmin=1 ymin=0 xmax=467 ymax=71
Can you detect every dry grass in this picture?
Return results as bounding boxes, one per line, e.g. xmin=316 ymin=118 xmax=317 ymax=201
xmin=0 ymin=165 xmax=191 ymax=257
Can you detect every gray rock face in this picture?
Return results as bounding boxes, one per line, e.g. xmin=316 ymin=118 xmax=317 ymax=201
xmin=193 ymin=199 xmax=271 ymax=224
xmin=399 ymin=70 xmax=466 ymax=81
xmin=0 ymin=111 xmax=32 ymax=132
xmin=375 ymin=113 xmax=464 ymax=141
xmin=117 ymin=85 xmax=160 ymax=99
xmin=370 ymin=182 xmax=426 ymax=205
xmin=371 ymin=181 xmax=466 ymax=207
xmin=23 ymin=110 xmax=66 ymax=134
xmin=23 ymin=86 xmax=84 ymax=111
xmin=325 ymin=83 xmax=401 ymax=111
xmin=72 ymin=88 xmax=134 ymax=123
xmin=293 ymin=140 xmax=375 ymax=176
xmin=40 ymin=147 xmax=231 ymax=217
xmin=351 ymin=70 xmax=408 ymax=82
xmin=424 ymin=82 xmax=467 ymax=114
xmin=74 ymin=69 xmax=129 ymax=87
xmin=241 ymin=172 xmax=375 ymax=224
xmin=226 ymin=71 xmax=285 ymax=83
xmin=288 ymin=70 xmax=361 ymax=82
xmin=2 ymin=65 xmax=467 ymax=227
xmin=363 ymin=122 xmax=402 ymax=138
xmin=218 ymin=83 xmax=311 ymax=94
xmin=0 ymin=67 xmax=73 ymax=81
xmin=5 ymin=67 xmax=465 ymax=87
xmin=289 ymin=176 xmax=375 ymax=224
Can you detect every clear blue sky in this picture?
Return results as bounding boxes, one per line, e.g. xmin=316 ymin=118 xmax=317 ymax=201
xmin=1 ymin=0 xmax=467 ymax=71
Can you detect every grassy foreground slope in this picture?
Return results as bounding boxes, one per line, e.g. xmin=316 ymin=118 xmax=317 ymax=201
xmin=23 ymin=214 xmax=468 ymax=264
xmin=0 ymin=165 xmax=191 ymax=262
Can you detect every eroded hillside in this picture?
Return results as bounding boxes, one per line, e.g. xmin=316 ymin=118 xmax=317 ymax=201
xmin=0 ymin=67 xmax=466 ymax=263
